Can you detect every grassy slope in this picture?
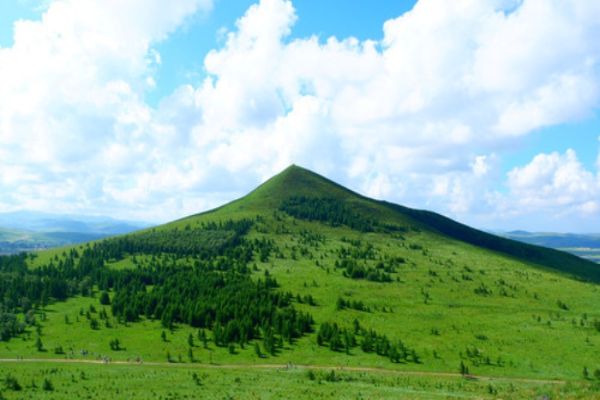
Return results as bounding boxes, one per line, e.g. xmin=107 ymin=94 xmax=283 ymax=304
xmin=179 ymin=165 xmax=600 ymax=282
xmin=3 ymin=165 xmax=600 ymax=398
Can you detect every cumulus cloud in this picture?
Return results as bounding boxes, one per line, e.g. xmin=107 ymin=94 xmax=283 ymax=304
xmin=0 ymin=0 xmax=212 ymax=220
xmin=1 ymin=0 xmax=600 ymax=228
xmin=507 ymin=149 xmax=598 ymax=209
xmin=174 ymin=0 xmax=600 ymax=222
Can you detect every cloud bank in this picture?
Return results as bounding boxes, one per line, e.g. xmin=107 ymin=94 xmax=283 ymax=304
xmin=1 ymin=0 xmax=599 ymax=230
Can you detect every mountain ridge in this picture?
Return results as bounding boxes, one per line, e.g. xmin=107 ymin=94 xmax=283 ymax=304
xmin=176 ymin=164 xmax=599 ymax=283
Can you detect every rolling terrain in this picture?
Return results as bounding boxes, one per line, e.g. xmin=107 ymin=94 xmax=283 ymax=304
xmin=1 ymin=165 xmax=599 ymax=399
xmin=0 ymin=212 xmax=148 ymax=255
xmin=500 ymin=231 xmax=600 ymax=263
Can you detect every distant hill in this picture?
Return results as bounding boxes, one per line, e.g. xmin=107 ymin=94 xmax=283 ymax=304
xmin=500 ymin=230 xmax=600 ymax=248
xmin=0 ymin=211 xmax=149 ymax=254
xmin=498 ymin=231 xmax=600 ymax=263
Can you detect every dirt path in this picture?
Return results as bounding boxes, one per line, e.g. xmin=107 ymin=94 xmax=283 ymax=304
xmin=0 ymin=357 xmax=566 ymax=385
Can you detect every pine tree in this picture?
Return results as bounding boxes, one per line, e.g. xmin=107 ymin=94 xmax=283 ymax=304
xmin=254 ymin=342 xmax=262 ymax=358
xmin=99 ymin=291 xmax=111 ymax=305
xmin=35 ymin=336 xmax=44 ymax=352
xmin=460 ymin=361 xmax=469 ymax=376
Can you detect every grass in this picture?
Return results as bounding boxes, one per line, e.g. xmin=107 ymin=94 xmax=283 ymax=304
xmin=2 ymin=361 xmax=598 ymax=399
xmin=4 ymin=218 xmax=600 ymax=387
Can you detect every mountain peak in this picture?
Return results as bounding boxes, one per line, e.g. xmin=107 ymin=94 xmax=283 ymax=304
xmin=189 ymin=164 xmax=600 ymax=283
xmin=240 ymin=165 xmax=359 ymax=209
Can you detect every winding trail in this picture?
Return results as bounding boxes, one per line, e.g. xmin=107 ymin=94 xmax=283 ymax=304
xmin=0 ymin=357 xmax=566 ymax=385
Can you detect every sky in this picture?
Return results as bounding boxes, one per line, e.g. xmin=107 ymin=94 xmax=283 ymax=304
xmin=0 ymin=0 xmax=599 ymax=232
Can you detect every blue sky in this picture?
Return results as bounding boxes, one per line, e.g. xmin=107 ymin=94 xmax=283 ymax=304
xmin=0 ymin=0 xmax=599 ymax=232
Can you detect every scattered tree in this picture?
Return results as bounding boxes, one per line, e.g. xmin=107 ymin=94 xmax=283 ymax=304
xmin=42 ymin=378 xmax=54 ymax=391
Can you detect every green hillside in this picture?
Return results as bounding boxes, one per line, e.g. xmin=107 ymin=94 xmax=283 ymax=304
xmin=1 ymin=165 xmax=600 ymax=399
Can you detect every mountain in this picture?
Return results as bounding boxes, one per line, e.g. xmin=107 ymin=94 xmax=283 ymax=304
xmin=0 ymin=211 xmax=149 ymax=254
xmin=0 ymin=211 xmax=148 ymax=234
xmin=498 ymin=231 xmax=600 ymax=263
xmin=1 ymin=165 xmax=599 ymax=399
xmin=179 ymin=165 xmax=600 ymax=282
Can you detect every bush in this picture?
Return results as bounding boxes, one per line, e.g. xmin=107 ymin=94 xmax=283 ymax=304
xmin=4 ymin=374 xmax=22 ymax=391
xmin=99 ymin=291 xmax=111 ymax=305
xmin=42 ymin=378 xmax=54 ymax=391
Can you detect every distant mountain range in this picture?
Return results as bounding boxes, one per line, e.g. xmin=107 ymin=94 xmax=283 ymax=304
xmin=0 ymin=211 xmax=149 ymax=254
xmin=498 ymin=231 xmax=600 ymax=263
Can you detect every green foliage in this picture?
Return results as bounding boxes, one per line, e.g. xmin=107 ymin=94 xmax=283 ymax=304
xmin=336 ymin=297 xmax=368 ymax=312
xmin=254 ymin=342 xmax=262 ymax=358
xmin=280 ymin=196 xmax=376 ymax=232
xmin=42 ymin=377 xmax=53 ymax=391
xmin=110 ymin=268 xmax=313 ymax=347
xmin=98 ymin=219 xmax=252 ymax=259
xmin=99 ymin=290 xmax=111 ymax=305
xmin=3 ymin=374 xmax=22 ymax=391
xmin=316 ymin=322 xmax=418 ymax=363
xmin=109 ymin=338 xmax=121 ymax=351
xmin=35 ymin=336 xmax=44 ymax=352
xmin=460 ymin=361 xmax=470 ymax=376
xmin=557 ymin=299 xmax=570 ymax=310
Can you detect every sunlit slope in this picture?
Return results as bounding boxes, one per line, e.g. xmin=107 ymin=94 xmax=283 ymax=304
xmin=166 ymin=164 xmax=599 ymax=283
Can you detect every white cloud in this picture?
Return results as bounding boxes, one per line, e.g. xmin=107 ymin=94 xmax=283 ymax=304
xmin=1 ymin=0 xmax=600 ymax=229
xmin=471 ymin=155 xmax=493 ymax=178
xmin=505 ymin=149 xmax=599 ymax=216
xmin=176 ymin=0 xmax=600 ymax=222
xmin=0 ymin=0 xmax=212 ymax=220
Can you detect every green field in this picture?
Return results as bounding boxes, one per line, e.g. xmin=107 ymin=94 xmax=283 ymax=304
xmin=5 ymin=360 xmax=597 ymax=400
xmin=2 ymin=166 xmax=600 ymax=398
